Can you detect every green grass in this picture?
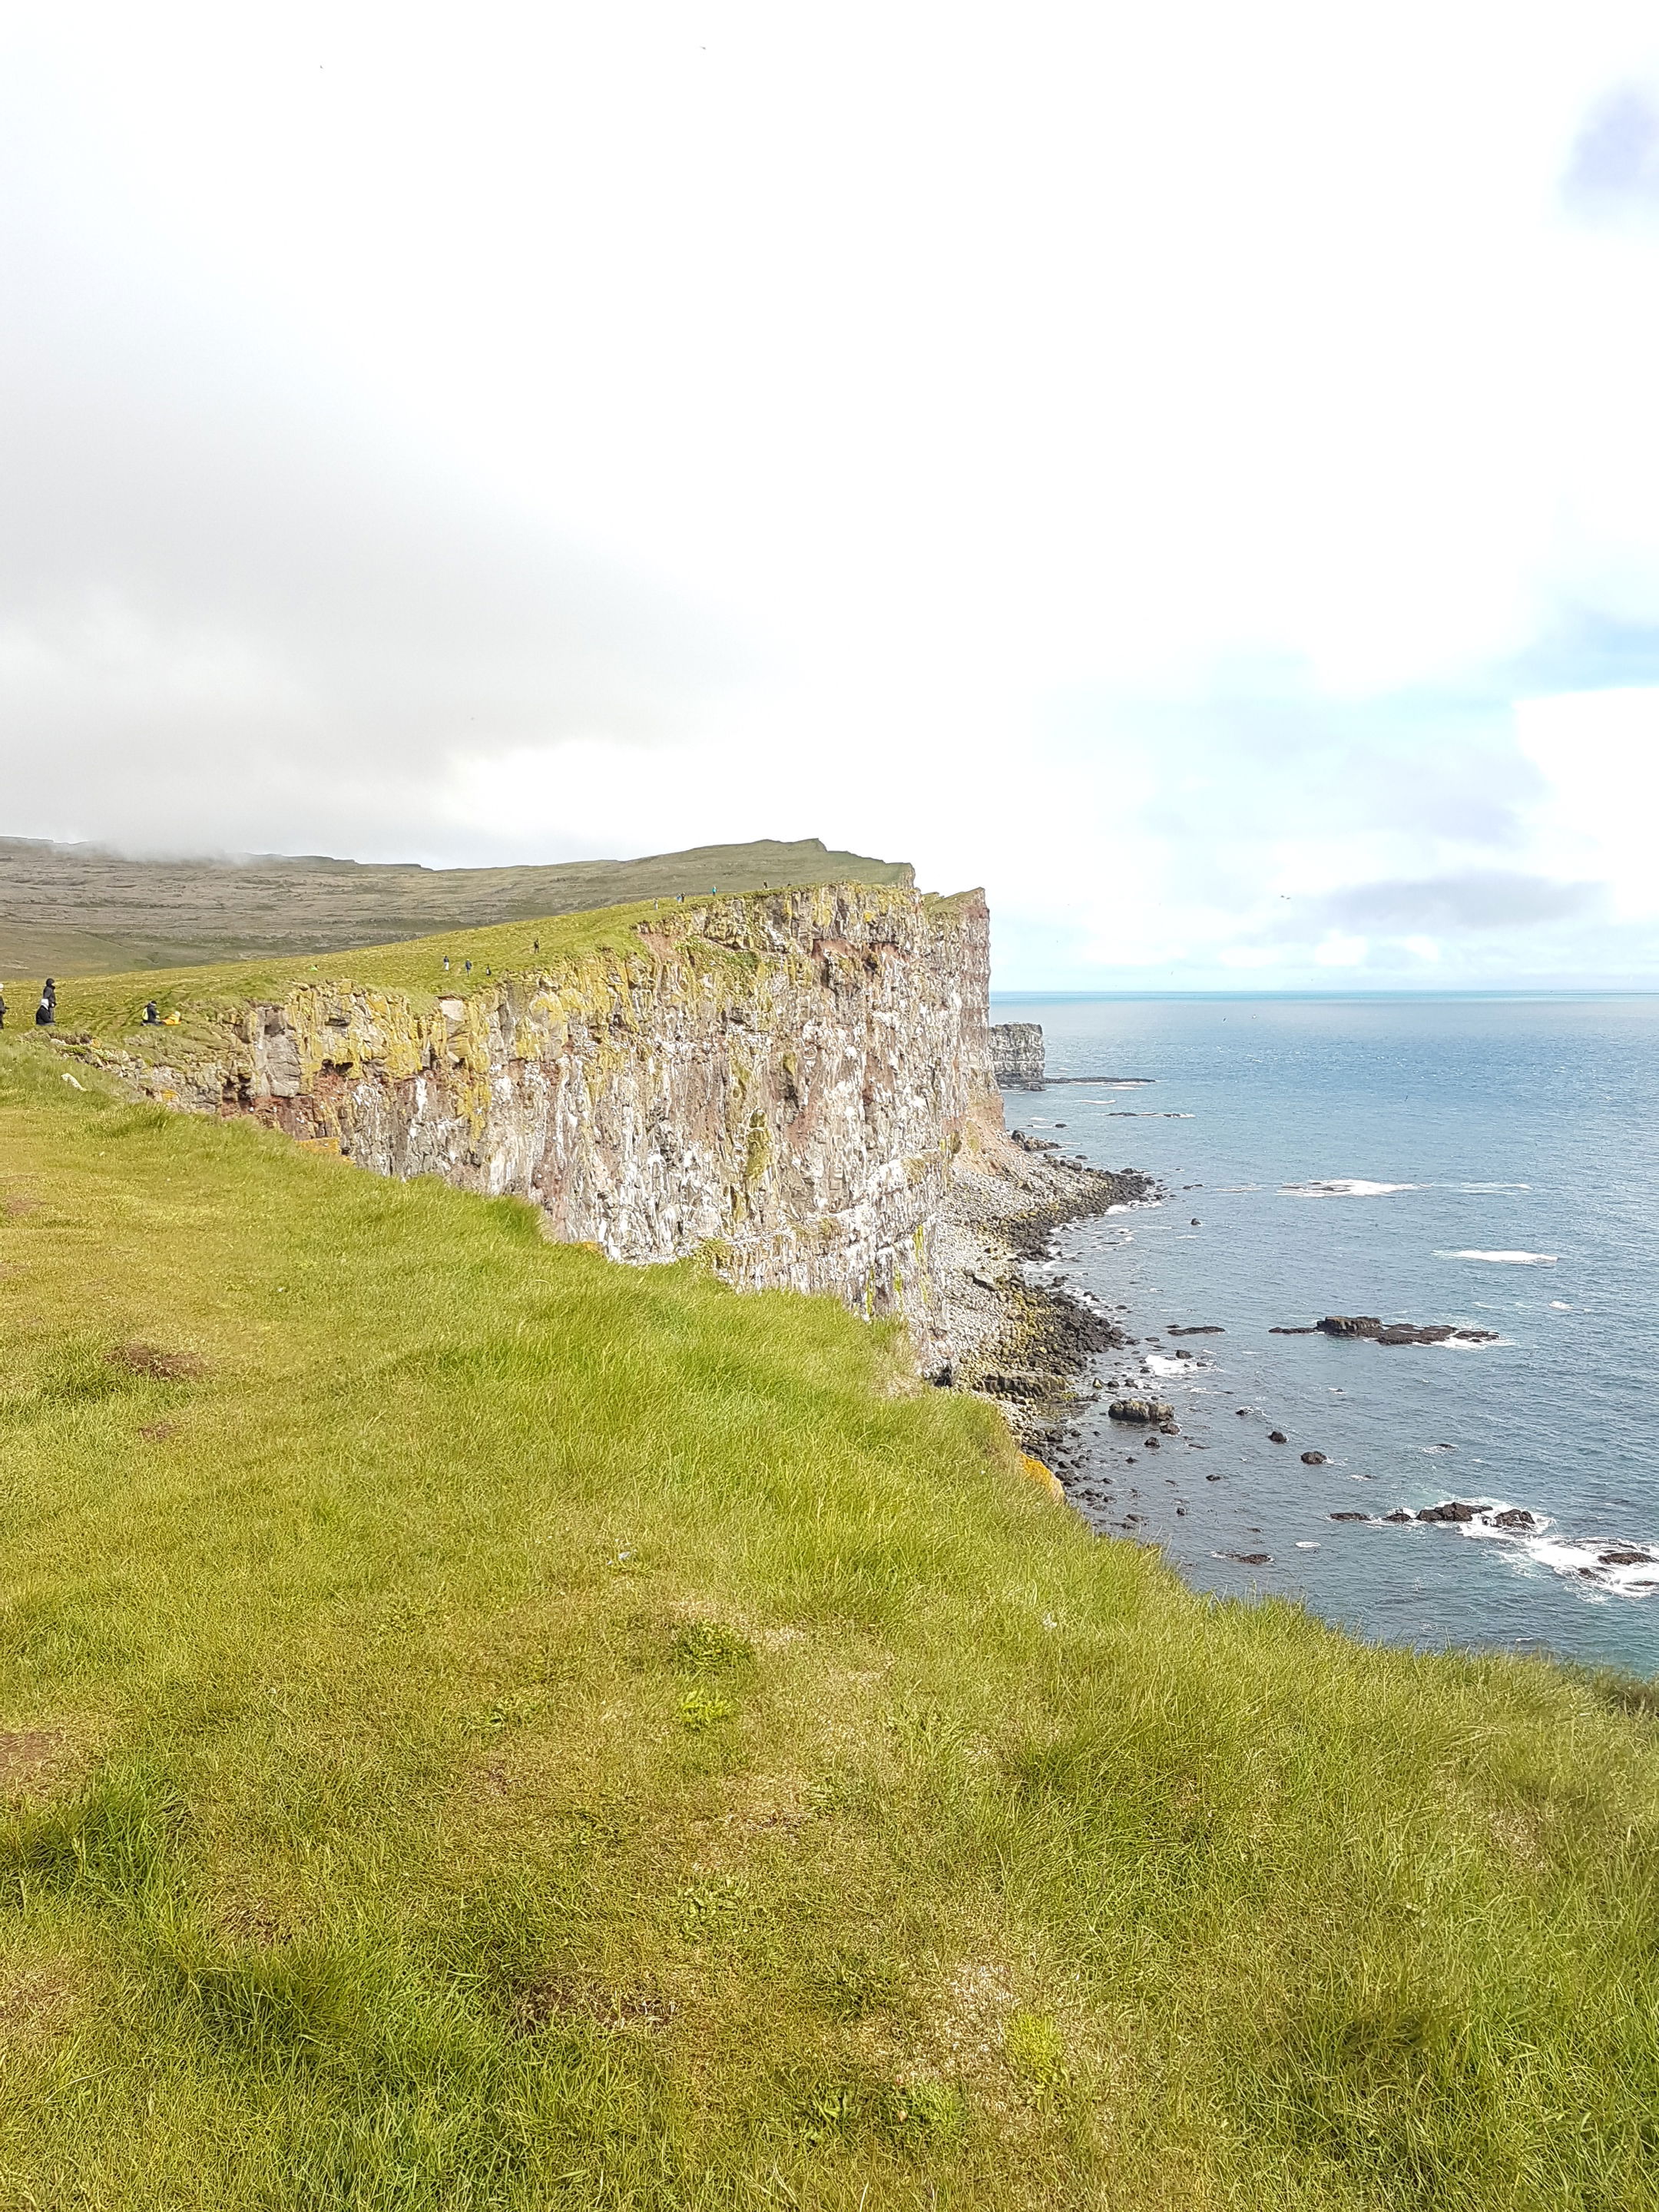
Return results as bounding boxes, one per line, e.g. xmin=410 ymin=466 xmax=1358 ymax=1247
xmin=0 ymin=836 xmax=916 ymax=976
xmin=0 ymin=1031 xmax=1656 ymax=2208
xmin=12 ymin=884 xmax=967 ymax=1070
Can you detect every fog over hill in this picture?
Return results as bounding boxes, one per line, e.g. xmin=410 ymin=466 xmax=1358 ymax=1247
xmin=0 ymin=836 xmax=912 ymax=975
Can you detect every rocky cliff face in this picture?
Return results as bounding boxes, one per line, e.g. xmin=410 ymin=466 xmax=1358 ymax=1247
xmin=988 ymin=1022 xmax=1045 ymax=1084
xmin=111 ymin=886 xmax=999 ymax=1324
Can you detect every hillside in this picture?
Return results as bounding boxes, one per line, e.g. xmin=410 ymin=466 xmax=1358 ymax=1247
xmin=0 ymin=836 xmax=913 ymax=976
xmin=1 ymin=1029 xmax=1656 ymax=2206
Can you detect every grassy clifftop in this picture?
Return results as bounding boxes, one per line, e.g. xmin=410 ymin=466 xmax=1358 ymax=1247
xmin=0 ymin=1035 xmax=1655 ymax=2207
xmin=0 ymin=836 xmax=914 ymax=977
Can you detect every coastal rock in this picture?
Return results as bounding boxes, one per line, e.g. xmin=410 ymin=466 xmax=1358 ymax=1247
xmin=1314 ymin=1316 xmax=1499 ymax=1346
xmin=1417 ymin=1501 xmax=1482 ymax=1524
xmin=988 ymin=1022 xmax=1045 ymax=1084
xmin=1490 ymin=1508 xmax=1535 ymax=1529
xmin=1227 ymin=1552 xmax=1273 ymax=1566
xmin=1268 ymin=1430 xmax=1288 ymax=1445
xmin=1330 ymin=1512 xmax=1370 ymax=1522
xmin=1108 ymin=1397 xmax=1175 ymax=1425
xmin=1598 ymin=1547 xmax=1654 ymax=1568
xmin=1300 ymin=1451 xmax=1327 ymax=1465
xmin=1382 ymin=1509 xmax=1413 ymax=1523
xmin=1168 ymin=1325 xmax=1224 ymax=1336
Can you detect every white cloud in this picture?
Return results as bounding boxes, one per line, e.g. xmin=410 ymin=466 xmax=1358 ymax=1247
xmin=1514 ymin=687 xmax=1659 ymax=918
xmin=3 ymin=2 xmax=1659 ymax=984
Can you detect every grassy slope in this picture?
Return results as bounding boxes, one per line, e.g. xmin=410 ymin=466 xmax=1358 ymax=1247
xmin=10 ymin=888 xmax=970 ymax=1065
xmin=0 ymin=837 xmax=914 ymax=977
xmin=0 ymin=1035 xmax=1656 ymax=2210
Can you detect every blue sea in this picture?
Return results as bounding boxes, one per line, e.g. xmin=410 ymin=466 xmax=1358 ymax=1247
xmin=989 ymin=993 xmax=1659 ymax=1677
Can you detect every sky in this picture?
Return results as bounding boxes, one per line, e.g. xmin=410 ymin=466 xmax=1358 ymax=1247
xmin=3 ymin=2 xmax=1659 ymax=989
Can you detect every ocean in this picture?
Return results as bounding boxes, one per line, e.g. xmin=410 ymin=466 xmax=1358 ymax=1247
xmin=988 ymin=992 xmax=1659 ymax=1677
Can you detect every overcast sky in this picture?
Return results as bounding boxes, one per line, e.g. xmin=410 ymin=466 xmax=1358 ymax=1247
xmin=4 ymin=2 xmax=1659 ymax=988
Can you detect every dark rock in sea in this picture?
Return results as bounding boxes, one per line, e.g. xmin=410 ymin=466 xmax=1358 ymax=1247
xmin=1490 ymin=1508 xmax=1535 ymax=1529
xmin=1599 ymin=1548 xmax=1654 ymax=1568
xmin=1270 ymin=1326 xmax=1318 ymax=1335
xmin=1300 ymin=1451 xmax=1327 ymax=1465
xmin=1160 ymin=1422 xmax=1180 ymax=1435
xmin=1236 ymin=1408 xmax=1250 ymax=1416
xmin=1382 ymin=1510 xmax=1413 ymax=1523
xmin=1190 ymin=1217 xmax=1200 ymax=1225
xmin=1108 ymin=1397 xmax=1175 ymax=1424
xmin=1206 ymin=1472 xmax=1221 ymax=1482
xmin=1267 ymin=1430 xmax=1288 ymax=1445
xmin=1144 ymin=1435 xmax=1161 ymax=1449
xmin=1330 ymin=1512 xmax=1371 ymax=1522
xmin=1313 ymin=1315 xmax=1500 ymax=1347
xmin=1417 ymin=1501 xmax=1481 ymax=1524
xmin=1168 ymin=1325 xmax=1224 ymax=1336
xmin=1228 ymin=1552 xmax=1272 ymax=1566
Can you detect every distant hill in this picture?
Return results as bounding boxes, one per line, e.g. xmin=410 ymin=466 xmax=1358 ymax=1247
xmin=0 ymin=836 xmax=913 ymax=975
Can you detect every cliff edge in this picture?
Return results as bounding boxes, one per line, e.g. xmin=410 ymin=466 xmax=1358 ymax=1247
xmin=61 ymin=885 xmax=997 ymax=1329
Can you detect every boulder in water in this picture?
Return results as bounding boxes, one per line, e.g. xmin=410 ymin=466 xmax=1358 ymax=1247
xmin=1108 ymin=1397 xmax=1174 ymax=1424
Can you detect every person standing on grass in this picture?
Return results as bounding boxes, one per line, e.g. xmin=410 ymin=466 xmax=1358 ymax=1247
xmin=0 ymin=985 xmax=7 ymax=1029
xmin=35 ymin=979 xmax=55 ymax=1026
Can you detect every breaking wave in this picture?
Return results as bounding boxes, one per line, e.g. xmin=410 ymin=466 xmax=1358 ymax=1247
xmin=1280 ymin=1179 xmax=1419 ymax=1198
xmin=1437 ymin=1250 xmax=1557 ymax=1265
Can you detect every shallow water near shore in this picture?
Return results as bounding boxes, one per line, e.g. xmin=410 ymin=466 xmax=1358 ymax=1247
xmin=991 ymin=991 xmax=1659 ymax=1676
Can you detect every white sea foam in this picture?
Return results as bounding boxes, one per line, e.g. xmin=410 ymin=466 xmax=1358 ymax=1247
xmin=1144 ymin=1356 xmax=1190 ymax=1376
xmin=1520 ymin=1538 xmax=1659 ymax=1598
xmin=1420 ymin=1508 xmax=1659 ymax=1601
xmin=1280 ymin=1179 xmax=1418 ymax=1198
xmin=1444 ymin=1182 xmax=1532 ymax=1193
xmin=1550 ymin=1300 xmax=1572 ymax=1310
xmin=1438 ymin=1250 xmax=1557 ymax=1265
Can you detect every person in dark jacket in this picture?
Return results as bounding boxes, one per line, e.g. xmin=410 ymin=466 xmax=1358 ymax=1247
xmin=35 ymin=979 xmax=55 ymax=1026
xmin=142 ymin=1001 xmax=160 ymax=1025
xmin=0 ymin=986 xmax=7 ymax=1030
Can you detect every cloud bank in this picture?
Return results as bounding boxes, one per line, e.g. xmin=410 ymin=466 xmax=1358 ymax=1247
xmin=2 ymin=2 xmax=1659 ymax=987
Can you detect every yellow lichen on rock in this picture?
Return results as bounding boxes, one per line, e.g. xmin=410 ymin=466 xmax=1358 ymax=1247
xmin=1021 ymin=1455 xmax=1065 ymax=1502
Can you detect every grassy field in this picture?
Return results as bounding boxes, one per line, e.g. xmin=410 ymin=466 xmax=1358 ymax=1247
xmin=0 ymin=836 xmax=913 ymax=977
xmin=1 ymin=1031 xmax=1656 ymax=2209
xmin=7 ymin=886 xmax=963 ymax=1077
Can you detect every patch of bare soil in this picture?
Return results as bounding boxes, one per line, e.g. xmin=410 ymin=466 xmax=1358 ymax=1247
xmin=107 ymin=1343 xmax=205 ymax=1380
xmin=0 ymin=1729 xmax=73 ymax=1799
xmin=138 ymin=1421 xmax=178 ymax=1442
xmin=0 ymin=1959 xmax=79 ymax=2041
xmin=509 ymin=1978 xmax=677 ymax=2037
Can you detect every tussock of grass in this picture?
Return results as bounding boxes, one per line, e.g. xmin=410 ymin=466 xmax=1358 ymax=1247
xmin=0 ymin=1031 xmax=1654 ymax=2207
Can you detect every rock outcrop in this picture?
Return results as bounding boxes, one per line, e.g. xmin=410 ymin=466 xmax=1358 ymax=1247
xmin=988 ymin=1022 xmax=1045 ymax=1084
xmin=94 ymin=886 xmax=1000 ymax=1326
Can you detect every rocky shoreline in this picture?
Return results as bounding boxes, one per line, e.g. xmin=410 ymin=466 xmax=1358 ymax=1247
xmin=924 ymin=1118 xmax=1157 ymax=1459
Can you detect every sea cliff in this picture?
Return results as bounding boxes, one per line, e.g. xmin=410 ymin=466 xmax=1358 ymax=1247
xmin=78 ymin=886 xmax=999 ymax=1324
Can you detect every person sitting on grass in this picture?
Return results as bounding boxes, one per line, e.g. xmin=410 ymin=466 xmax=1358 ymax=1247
xmin=35 ymin=979 xmax=55 ymax=1026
